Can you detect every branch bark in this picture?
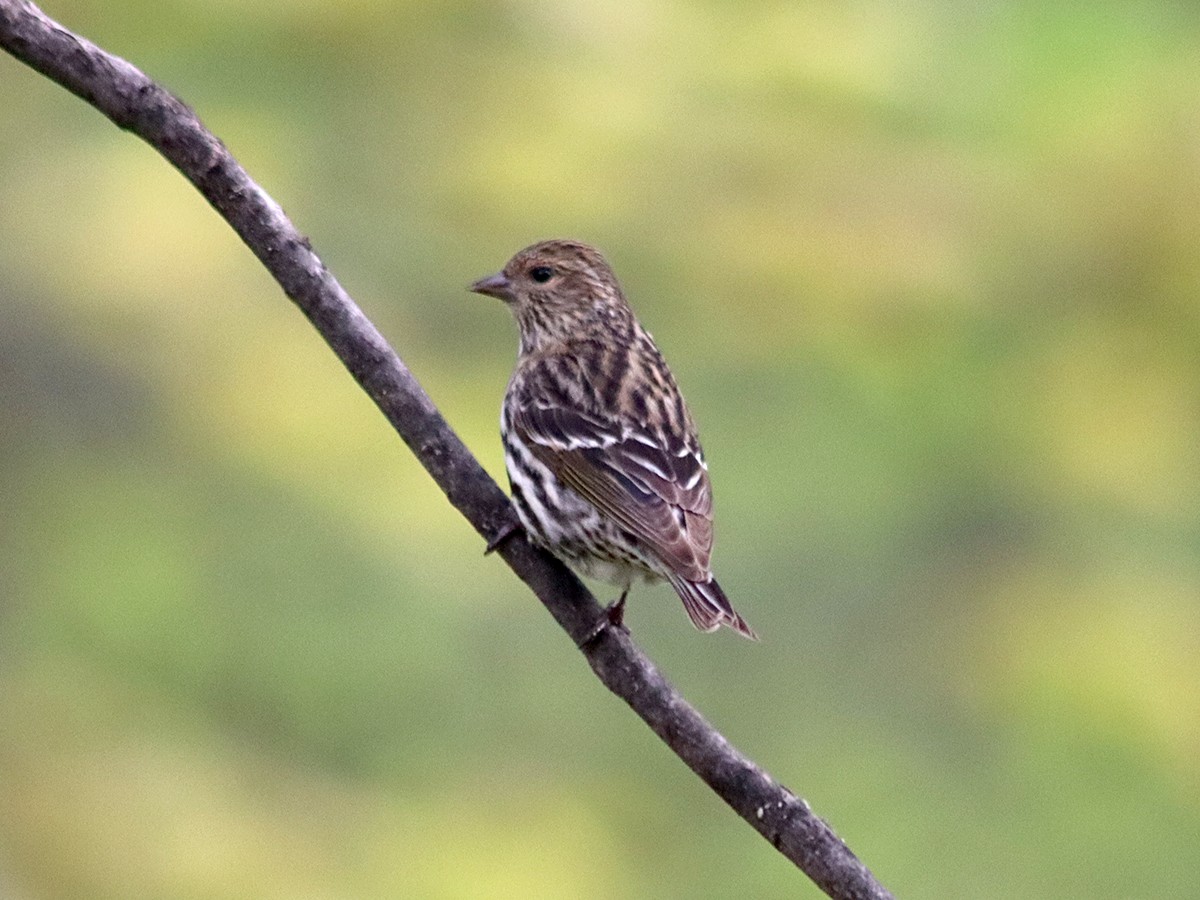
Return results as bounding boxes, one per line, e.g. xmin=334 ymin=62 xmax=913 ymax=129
xmin=0 ymin=3 xmax=894 ymax=897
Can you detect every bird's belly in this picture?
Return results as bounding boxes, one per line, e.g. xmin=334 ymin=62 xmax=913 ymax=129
xmin=503 ymin=442 xmax=660 ymax=589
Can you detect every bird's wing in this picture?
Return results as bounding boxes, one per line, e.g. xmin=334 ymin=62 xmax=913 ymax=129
xmin=510 ymin=392 xmax=713 ymax=581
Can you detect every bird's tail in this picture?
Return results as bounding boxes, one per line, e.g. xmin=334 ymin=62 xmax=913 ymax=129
xmin=668 ymin=575 xmax=758 ymax=640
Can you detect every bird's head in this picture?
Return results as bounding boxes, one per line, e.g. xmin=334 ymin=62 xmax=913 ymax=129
xmin=470 ymin=239 xmax=631 ymax=352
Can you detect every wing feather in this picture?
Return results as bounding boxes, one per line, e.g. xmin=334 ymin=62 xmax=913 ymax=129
xmin=510 ymin=387 xmax=713 ymax=581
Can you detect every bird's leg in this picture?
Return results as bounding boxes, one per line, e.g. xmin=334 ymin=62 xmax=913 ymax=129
xmin=605 ymin=588 xmax=629 ymax=629
xmin=577 ymin=588 xmax=630 ymax=648
xmin=484 ymin=516 xmax=524 ymax=555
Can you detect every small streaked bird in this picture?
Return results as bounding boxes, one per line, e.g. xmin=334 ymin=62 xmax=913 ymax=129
xmin=471 ymin=239 xmax=756 ymax=639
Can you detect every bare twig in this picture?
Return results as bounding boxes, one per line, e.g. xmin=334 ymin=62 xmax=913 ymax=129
xmin=0 ymin=3 xmax=894 ymax=897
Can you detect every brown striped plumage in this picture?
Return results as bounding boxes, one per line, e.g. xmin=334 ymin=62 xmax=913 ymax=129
xmin=471 ymin=240 xmax=755 ymax=639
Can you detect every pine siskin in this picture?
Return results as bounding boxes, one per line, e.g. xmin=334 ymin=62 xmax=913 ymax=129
xmin=471 ymin=239 xmax=756 ymax=639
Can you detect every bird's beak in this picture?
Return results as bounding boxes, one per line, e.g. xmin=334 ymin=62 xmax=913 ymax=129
xmin=469 ymin=271 xmax=514 ymax=302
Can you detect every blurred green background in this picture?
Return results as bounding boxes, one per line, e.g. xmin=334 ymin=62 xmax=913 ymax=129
xmin=2 ymin=1 xmax=1199 ymax=897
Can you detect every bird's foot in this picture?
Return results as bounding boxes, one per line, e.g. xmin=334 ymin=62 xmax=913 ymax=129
xmin=484 ymin=517 xmax=523 ymax=555
xmin=577 ymin=590 xmax=630 ymax=648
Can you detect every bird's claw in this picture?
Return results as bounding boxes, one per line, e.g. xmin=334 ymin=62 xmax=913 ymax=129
xmin=484 ymin=517 xmax=523 ymax=555
xmin=576 ymin=590 xmax=629 ymax=648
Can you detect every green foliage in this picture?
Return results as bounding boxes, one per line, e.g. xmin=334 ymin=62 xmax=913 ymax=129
xmin=2 ymin=1 xmax=1199 ymax=896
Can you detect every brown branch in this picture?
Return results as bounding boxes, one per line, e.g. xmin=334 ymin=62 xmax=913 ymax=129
xmin=0 ymin=3 xmax=894 ymax=897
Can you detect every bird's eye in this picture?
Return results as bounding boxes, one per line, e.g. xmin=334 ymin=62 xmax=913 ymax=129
xmin=529 ymin=266 xmax=554 ymax=283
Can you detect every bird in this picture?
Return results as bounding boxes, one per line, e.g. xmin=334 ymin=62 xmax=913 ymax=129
xmin=470 ymin=239 xmax=756 ymax=640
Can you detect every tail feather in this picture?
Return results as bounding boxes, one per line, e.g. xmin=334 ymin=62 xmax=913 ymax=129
xmin=669 ymin=576 xmax=758 ymax=640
